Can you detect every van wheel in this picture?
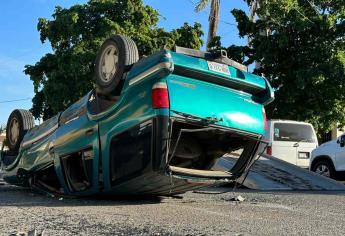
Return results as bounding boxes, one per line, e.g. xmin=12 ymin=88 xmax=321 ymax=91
xmin=94 ymin=35 xmax=139 ymax=96
xmin=6 ymin=109 xmax=35 ymax=152
xmin=312 ymin=160 xmax=335 ymax=179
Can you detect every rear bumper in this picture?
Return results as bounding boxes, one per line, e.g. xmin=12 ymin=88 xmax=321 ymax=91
xmin=168 ymin=165 xmax=232 ymax=179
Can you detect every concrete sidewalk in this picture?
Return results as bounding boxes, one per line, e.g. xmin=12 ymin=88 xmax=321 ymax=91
xmin=214 ymin=154 xmax=345 ymax=191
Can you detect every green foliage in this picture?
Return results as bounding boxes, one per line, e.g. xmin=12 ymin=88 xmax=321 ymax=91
xmin=207 ymin=36 xmax=223 ymax=50
xmin=25 ymin=0 xmax=203 ymax=119
xmin=206 ymin=36 xmax=249 ymax=64
xmin=230 ymin=0 xmax=345 ymax=133
xmin=173 ymin=23 xmax=204 ymax=50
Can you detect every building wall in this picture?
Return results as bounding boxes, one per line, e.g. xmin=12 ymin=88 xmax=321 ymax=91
xmin=0 ymin=132 xmax=5 ymax=148
xmin=331 ymin=127 xmax=345 ymax=140
xmin=320 ymin=126 xmax=344 ymax=144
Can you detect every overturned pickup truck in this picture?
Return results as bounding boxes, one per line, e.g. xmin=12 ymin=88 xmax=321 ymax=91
xmin=0 ymin=35 xmax=274 ymax=196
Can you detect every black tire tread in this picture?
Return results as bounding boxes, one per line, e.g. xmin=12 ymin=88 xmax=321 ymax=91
xmin=18 ymin=109 xmax=34 ymax=130
xmin=95 ymin=35 xmax=139 ymax=96
xmin=312 ymin=159 xmax=336 ymax=179
xmin=6 ymin=109 xmax=34 ymax=152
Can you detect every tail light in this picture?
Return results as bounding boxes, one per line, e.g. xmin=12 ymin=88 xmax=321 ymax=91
xmin=266 ymin=146 xmax=272 ymax=155
xmin=262 ymin=107 xmax=270 ymax=155
xmin=262 ymin=107 xmax=267 ymax=130
xmin=152 ymin=82 xmax=169 ymax=109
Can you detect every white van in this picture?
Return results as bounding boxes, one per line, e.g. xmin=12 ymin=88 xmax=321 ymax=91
xmin=264 ymin=120 xmax=318 ymax=168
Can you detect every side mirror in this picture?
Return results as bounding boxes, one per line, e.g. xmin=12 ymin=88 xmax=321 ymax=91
xmin=339 ymin=136 xmax=345 ymax=148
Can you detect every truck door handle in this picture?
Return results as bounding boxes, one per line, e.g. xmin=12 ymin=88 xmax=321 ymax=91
xmin=49 ymin=147 xmax=54 ymax=154
xmin=48 ymin=143 xmax=55 ymax=155
xmin=85 ymin=128 xmax=95 ymax=136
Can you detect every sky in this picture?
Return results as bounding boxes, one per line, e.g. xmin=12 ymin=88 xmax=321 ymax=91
xmin=0 ymin=0 xmax=248 ymax=125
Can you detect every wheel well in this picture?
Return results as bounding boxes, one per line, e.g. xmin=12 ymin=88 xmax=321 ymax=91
xmin=311 ymin=155 xmax=334 ymax=170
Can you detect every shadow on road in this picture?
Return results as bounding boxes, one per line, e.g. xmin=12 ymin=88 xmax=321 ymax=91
xmin=0 ymin=183 xmax=164 ymax=208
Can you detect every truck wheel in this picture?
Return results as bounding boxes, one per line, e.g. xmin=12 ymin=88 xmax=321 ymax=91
xmin=94 ymin=35 xmax=139 ymax=96
xmin=312 ymin=160 xmax=335 ymax=179
xmin=6 ymin=109 xmax=34 ymax=152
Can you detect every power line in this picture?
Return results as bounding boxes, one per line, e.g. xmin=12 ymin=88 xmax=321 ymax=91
xmin=0 ymin=98 xmax=32 ymax=104
xmin=294 ymin=6 xmax=314 ymax=24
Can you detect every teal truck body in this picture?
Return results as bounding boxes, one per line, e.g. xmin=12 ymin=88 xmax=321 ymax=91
xmin=1 ymin=49 xmax=274 ymax=196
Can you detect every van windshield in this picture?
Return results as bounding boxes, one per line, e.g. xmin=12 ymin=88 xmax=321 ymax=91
xmin=273 ymin=123 xmax=316 ymax=143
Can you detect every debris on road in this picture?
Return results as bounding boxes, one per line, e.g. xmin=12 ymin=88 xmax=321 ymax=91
xmin=228 ymin=195 xmax=245 ymax=202
xmin=9 ymin=229 xmax=45 ymax=236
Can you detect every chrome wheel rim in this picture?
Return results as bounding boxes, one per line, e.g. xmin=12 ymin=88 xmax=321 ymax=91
xmin=9 ymin=118 xmax=19 ymax=145
xmin=315 ymin=164 xmax=331 ymax=177
xmin=99 ymin=45 xmax=118 ymax=83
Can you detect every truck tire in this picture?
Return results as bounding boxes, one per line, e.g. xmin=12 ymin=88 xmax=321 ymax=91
xmin=312 ymin=159 xmax=336 ymax=179
xmin=6 ymin=109 xmax=34 ymax=152
xmin=94 ymin=35 xmax=139 ymax=96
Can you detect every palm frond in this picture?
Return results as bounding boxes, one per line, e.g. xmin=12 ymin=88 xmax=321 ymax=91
xmin=195 ymin=0 xmax=210 ymax=12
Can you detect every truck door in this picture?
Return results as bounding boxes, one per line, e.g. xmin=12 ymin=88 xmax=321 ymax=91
xmin=335 ymin=135 xmax=345 ymax=171
xmin=272 ymin=122 xmax=316 ymax=168
xmin=53 ymin=94 xmax=100 ymax=195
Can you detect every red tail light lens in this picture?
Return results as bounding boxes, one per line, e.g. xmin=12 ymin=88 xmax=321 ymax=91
xmin=152 ymin=82 xmax=169 ymax=109
xmin=262 ymin=107 xmax=267 ymax=130
xmin=266 ymin=146 xmax=272 ymax=155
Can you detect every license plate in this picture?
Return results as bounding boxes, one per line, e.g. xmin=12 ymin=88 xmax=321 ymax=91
xmin=207 ymin=61 xmax=230 ymax=75
xmin=298 ymin=152 xmax=310 ymax=159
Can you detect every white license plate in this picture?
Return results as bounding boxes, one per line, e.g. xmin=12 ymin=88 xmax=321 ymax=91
xmin=207 ymin=61 xmax=230 ymax=75
xmin=298 ymin=152 xmax=310 ymax=159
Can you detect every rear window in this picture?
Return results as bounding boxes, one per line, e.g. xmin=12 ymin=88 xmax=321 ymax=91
xmin=273 ymin=123 xmax=316 ymax=143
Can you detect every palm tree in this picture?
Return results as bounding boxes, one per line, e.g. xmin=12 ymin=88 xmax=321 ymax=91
xmin=196 ymin=0 xmax=260 ymax=49
xmin=195 ymin=0 xmax=220 ymax=49
xmin=249 ymin=0 xmax=259 ymax=22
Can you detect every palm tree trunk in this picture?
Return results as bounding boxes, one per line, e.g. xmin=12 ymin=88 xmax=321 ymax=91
xmin=249 ymin=0 xmax=259 ymax=22
xmin=206 ymin=0 xmax=220 ymax=49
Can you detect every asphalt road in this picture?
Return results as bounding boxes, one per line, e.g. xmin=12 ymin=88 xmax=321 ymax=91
xmin=2 ymin=182 xmax=345 ymax=236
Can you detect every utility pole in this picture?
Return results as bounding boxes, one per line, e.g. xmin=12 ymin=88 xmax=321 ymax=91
xmin=206 ymin=0 xmax=220 ymax=49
